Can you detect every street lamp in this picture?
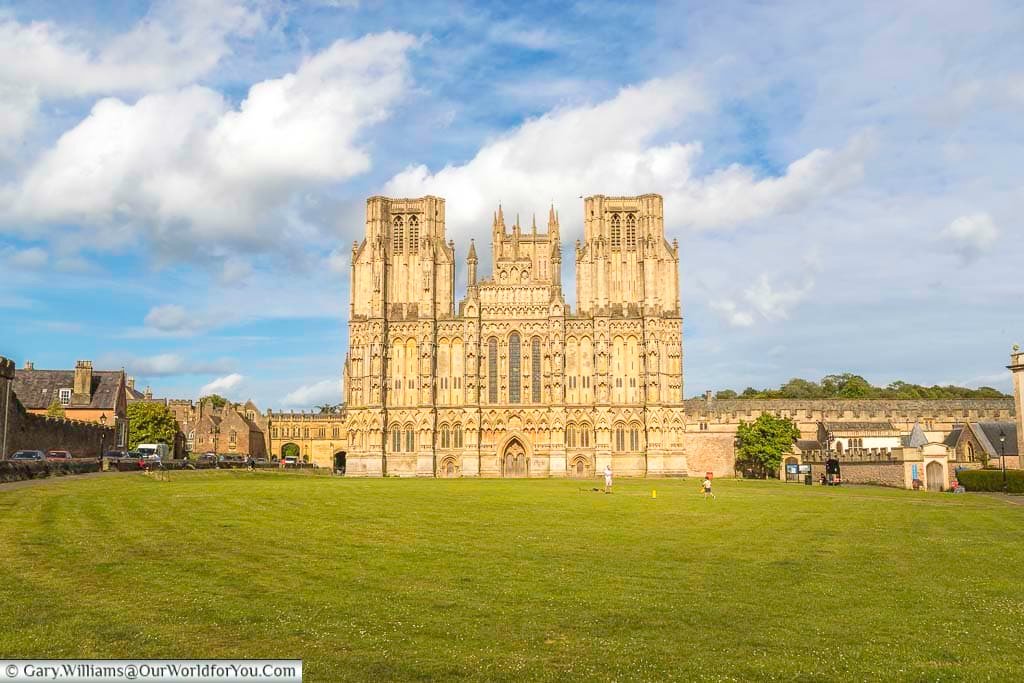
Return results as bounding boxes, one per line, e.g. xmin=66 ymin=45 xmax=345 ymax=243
xmin=99 ymin=413 xmax=107 ymax=460
xmin=999 ymin=429 xmax=1006 ymax=487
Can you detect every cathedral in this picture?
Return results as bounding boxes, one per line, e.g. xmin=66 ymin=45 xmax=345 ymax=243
xmin=341 ymin=193 xmax=689 ymax=477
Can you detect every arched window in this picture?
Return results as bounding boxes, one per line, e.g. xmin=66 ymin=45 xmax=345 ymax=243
xmin=580 ymin=424 xmax=591 ymax=448
xmin=566 ymin=424 xmax=576 ymax=448
xmin=392 ymin=215 xmax=404 ymax=253
xmin=967 ymin=442 xmax=975 ymax=461
xmin=391 ymin=425 xmax=401 ymax=452
xmin=332 ymin=426 xmax=339 ymax=438
xmin=625 ymin=213 xmax=637 ymax=248
xmin=405 ymin=427 xmax=414 ymax=452
xmin=440 ymin=424 xmax=450 ymax=448
xmin=488 ymin=338 xmax=498 ymax=403
xmin=509 ymin=333 xmax=521 ymax=403
xmin=610 ymin=213 xmax=621 ymax=249
xmin=453 ymin=423 xmax=463 ymax=449
xmin=408 ymin=215 xmax=419 ymax=253
xmin=531 ymin=337 xmax=541 ymax=402
xmin=615 ymin=425 xmax=626 ymax=452
xmin=629 ymin=426 xmax=640 ymax=451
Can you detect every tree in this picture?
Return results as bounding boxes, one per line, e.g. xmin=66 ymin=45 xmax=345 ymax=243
xmin=281 ymin=443 xmax=300 ymax=459
xmin=46 ymin=399 xmax=65 ymax=418
xmin=127 ymin=402 xmax=179 ymax=449
xmin=714 ymin=389 xmax=738 ymax=399
xmin=735 ymin=413 xmax=800 ymax=477
xmin=200 ymin=394 xmax=228 ymax=408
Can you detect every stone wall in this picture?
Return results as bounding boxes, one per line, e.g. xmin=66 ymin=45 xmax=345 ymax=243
xmin=809 ymin=461 xmax=908 ymax=488
xmin=2 ymin=356 xmax=115 ymax=458
xmin=681 ymin=432 xmax=735 ymax=477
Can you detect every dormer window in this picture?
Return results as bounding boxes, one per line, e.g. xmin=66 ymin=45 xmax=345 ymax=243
xmin=59 ymin=388 xmax=72 ymax=405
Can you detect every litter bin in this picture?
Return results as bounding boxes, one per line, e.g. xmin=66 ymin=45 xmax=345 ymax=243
xmin=804 ymin=473 xmax=812 ymax=486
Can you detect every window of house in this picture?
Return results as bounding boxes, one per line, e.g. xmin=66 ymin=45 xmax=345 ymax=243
xmin=393 ymin=216 xmax=404 ymax=253
xmin=319 ymin=428 xmax=325 ymax=438
xmin=453 ymin=424 xmax=463 ymax=449
xmin=625 ymin=214 xmax=637 ymax=248
xmin=333 ymin=426 xmax=339 ymax=438
xmin=488 ymin=338 xmax=498 ymax=403
xmin=405 ymin=428 xmax=414 ymax=452
xmin=440 ymin=425 xmax=450 ymax=448
xmin=271 ymin=428 xmax=278 ymax=438
xmin=229 ymin=429 xmax=237 ymax=444
xmin=408 ymin=215 xmax=419 ymax=253
xmin=509 ymin=333 xmax=521 ymax=403
xmin=531 ymin=338 xmax=541 ymax=403
xmin=610 ymin=214 xmax=621 ymax=249
xmin=615 ymin=427 xmax=625 ymax=452
xmin=303 ymin=428 xmax=309 ymax=438
xmin=583 ymin=376 xmax=590 ymax=389
xmin=580 ymin=426 xmax=591 ymax=448
xmin=630 ymin=427 xmax=640 ymax=451
xmin=59 ymin=388 xmax=71 ymax=406
xmin=566 ymin=426 xmax=576 ymax=448
xmin=391 ymin=426 xmax=401 ymax=452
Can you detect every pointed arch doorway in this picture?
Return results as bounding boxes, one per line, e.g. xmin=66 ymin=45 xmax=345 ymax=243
xmin=501 ymin=437 xmax=528 ymax=478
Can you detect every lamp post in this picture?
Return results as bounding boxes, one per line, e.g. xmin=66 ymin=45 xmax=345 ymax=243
xmin=213 ymin=425 xmax=220 ymax=456
xmin=99 ymin=413 xmax=107 ymax=459
xmin=999 ymin=429 xmax=1006 ymax=487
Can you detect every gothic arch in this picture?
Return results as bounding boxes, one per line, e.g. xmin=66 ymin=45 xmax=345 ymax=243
xmin=497 ymin=433 xmax=532 ymax=478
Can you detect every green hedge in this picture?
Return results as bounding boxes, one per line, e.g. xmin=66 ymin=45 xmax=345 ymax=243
xmin=957 ymin=469 xmax=1024 ymax=494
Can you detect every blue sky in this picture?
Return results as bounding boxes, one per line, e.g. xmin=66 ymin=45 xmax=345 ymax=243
xmin=1 ymin=0 xmax=1022 ymax=408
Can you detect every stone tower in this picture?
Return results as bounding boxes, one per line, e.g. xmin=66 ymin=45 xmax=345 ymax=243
xmin=1009 ymin=344 xmax=1024 ymax=459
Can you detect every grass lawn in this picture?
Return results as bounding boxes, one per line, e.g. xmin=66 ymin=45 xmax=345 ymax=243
xmin=1 ymin=472 xmax=1022 ymax=681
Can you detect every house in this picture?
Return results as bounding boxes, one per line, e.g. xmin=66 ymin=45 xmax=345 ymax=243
xmin=817 ymin=421 xmax=903 ymax=454
xmin=947 ymin=422 xmax=1019 ymax=469
xmin=13 ymin=360 xmax=128 ymax=447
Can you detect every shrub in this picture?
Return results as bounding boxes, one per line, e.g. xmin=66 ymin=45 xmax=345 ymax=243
xmin=957 ymin=469 xmax=1024 ymax=494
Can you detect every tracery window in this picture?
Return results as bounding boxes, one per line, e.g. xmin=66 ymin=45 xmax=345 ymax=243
xmin=566 ymin=425 xmax=576 ymax=448
xmin=629 ymin=426 xmax=640 ymax=451
xmin=625 ymin=213 xmax=637 ymax=248
xmin=393 ymin=216 xmax=404 ymax=253
xmin=610 ymin=213 xmax=621 ymax=249
xmin=391 ymin=426 xmax=401 ymax=452
xmin=408 ymin=215 xmax=419 ymax=253
xmin=453 ymin=423 xmax=463 ymax=448
xmin=531 ymin=337 xmax=541 ymax=402
xmin=580 ymin=425 xmax=591 ymax=448
xmin=405 ymin=427 xmax=414 ymax=452
xmin=509 ymin=333 xmax=521 ymax=403
xmin=488 ymin=338 xmax=498 ymax=403
xmin=440 ymin=425 xmax=450 ymax=448
xmin=615 ymin=426 xmax=626 ymax=452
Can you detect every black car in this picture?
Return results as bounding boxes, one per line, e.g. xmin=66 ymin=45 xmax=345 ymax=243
xmin=10 ymin=450 xmax=45 ymax=461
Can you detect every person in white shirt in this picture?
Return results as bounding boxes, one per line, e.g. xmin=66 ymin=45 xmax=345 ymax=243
xmin=604 ymin=465 xmax=613 ymax=493
xmin=702 ymin=477 xmax=715 ymax=500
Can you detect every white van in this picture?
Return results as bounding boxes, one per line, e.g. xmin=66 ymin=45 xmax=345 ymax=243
xmin=137 ymin=443 xmax=170 ymax=461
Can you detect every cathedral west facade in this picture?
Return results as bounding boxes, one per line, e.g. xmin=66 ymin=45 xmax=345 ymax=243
xmin=340 ymin=193 xmax=689 ymax=477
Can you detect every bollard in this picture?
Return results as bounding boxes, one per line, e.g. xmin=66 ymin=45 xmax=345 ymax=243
xmin=652 ymin=489 xmax=657 ymax=499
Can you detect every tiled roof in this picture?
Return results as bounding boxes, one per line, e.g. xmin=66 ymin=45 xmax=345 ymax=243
xmin=796 ymin=439 xmax=821 ymax=452
xmin=971 ymin=422 xmax=1018 ymax=457
xmin=906 ymin=423 xmax=929 ymax=448
xmin=822 ymin=421 xmax=900 ymax=433
xmin=13 ymin=369 xmax=123 ymax=410
xmin=942 ymin=428 xmax=962 ymax=448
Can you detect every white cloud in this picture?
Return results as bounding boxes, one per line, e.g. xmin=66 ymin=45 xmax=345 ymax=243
xmin=200 ymin=373 xmax=244 ymax=396
xmin=144 ymin=304 xmax=202 ymax=333
xmin=97 ymin=352 xmax=235 ymax=377
xmin=0 ymin=84 xmax=39 ymax=155
xmin=384 ymin=77 xmax=868 ymax=248
xmin=221 ymin=257 xmax=252 ymax=284
xmin=282 ymin=378 xmax=343 ymax=407
xmin=2 ymin=246 xmax=48 ymax=268
xmin=710 ymin=274 xmax=814 ymax=328
xmin=941 ymin=212 xmax=998 ymax=262
xmin=0 ymin=0 xmax=261 ymax=98
xmin=3 ymin=31 xmax=417 ymax=252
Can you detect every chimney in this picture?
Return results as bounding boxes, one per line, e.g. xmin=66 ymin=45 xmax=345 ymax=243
xmin=73 ymin=360 xmax=93 ymax=401
xmin=144 ymin=386 xmax=153 ymax=400
xmin=24 ymin=361 xmax=34 ymax=370
xmin=127 ymin=376 xmax=136 ymax=391
xmin=704 ymin=389 xmax=713 ymax=403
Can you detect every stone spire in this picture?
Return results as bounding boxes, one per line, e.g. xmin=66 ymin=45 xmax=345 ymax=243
xmin=467 ymin=239 xmax=478 ymax=289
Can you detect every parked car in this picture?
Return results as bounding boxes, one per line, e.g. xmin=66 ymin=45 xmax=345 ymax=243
xmin=197 ymin=453 xmax=217 ymax=464
xmin=137 ymin=443 xmax=169 ymax=461
xmin=10 ymin=450 xmax=45 ymax=461
xmin=46 ymin=450 xmax=72 ymax=461
xmin=283 ymin=456 xmax=298 ymax=466
xmin=217 ymin=455 xmax=245 ymax=464
xmin=104 ymin=450 xmax=129 ymax=459
xmin=254 ymin=457 xmax=269 ymax=464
